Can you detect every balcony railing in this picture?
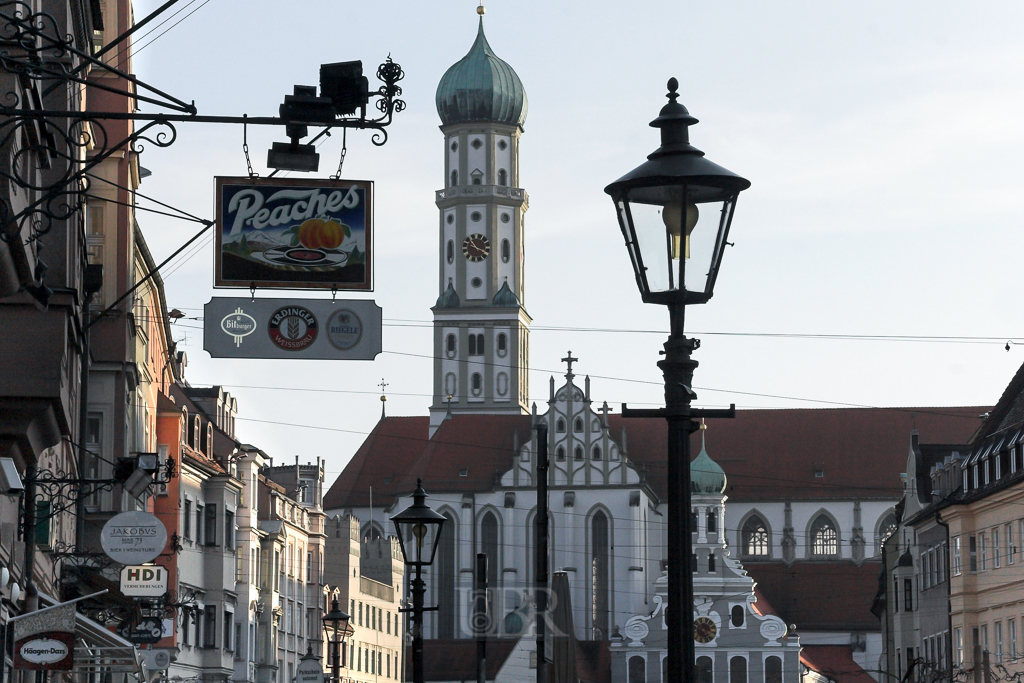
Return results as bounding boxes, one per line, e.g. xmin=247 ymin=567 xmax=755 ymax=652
xmin=435 ymin=185 xmax=528 ymax=205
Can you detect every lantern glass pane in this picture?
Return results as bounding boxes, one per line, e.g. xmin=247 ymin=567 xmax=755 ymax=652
xmin=627 ymin=200 xmax=675 ymax=294
xmin=398 ymin=519 xmax=440 ymax=565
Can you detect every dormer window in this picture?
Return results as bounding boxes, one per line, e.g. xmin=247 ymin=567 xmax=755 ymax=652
xmin=193 ymin=416 xmax=201 ymax=451
xmin=974 ymin=465 xmax=979 ymax=489
xmin=471 ymin=169 xmax=483 ymax=185
xmin=984 ymin=459 xmax=991 ymax=485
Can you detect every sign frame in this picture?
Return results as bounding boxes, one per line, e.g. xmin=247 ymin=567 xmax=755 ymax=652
xmin=120 ymin=565 xmax=168 ymax=597
xmin=15 ymin=632 xmax=74 ymax=670
xmin=214 ymin=177 xmax=373 ymax=291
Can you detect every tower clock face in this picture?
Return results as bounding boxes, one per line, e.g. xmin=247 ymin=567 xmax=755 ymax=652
xmin=462 ymin=233 xmax=491 ymax=262
xmin=694 ymin=616 xmax=717 ymax=643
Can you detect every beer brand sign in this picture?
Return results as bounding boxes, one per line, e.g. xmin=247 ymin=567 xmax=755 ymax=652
xmin=214 ymin=177 xmax=373 ymax=290
xmin=204 ymin=298 xmax=382 ymax=360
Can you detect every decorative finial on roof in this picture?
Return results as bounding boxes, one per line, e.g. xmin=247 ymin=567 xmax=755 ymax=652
xmin=379 ymin=378 xmax=388 ymax=420
xmin=477 ymin=0 xmax=485 ymax=15
xmin=700 ymin=417 xmax=707 ymax=448
xmin=562 ymin=351 xmax=578 ymax=383
xmin=445 ymin=394 xmax=453 ymax=421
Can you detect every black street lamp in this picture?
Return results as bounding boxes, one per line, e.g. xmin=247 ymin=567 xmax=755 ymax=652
xmin=604 ymin=78 xmax=750 ymax=683
xmin=322 ymin=597 xmax=351 ymax=683
xmin=392 ymin=479 xmax=446 ymax=683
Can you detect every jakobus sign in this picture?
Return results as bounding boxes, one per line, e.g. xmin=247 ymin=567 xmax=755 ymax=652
xmin=100 ymin=511 xmax=168 ymax=564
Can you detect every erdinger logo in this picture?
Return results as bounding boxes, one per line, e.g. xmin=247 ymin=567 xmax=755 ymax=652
xmin=268 ymin=306 xmax=318 ymax=351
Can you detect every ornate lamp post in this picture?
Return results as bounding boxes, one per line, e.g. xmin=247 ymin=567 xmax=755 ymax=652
xmin=604 ymin=78 xmax=750 ymax=683
xmin=322 ymin=597 xmax=351 ymax=683
xmin=392 ymin=479 xmax=446 ymax=683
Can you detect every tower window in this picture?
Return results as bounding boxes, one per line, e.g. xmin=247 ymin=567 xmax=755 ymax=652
xmin=731 ymin=605 xmax=744 ymax=627
xmin=501 ymin=239 xmax=510 ymax=263
xmin=473 ymin=177 xmax=482 ymax=185
xmin=445 ymin=334 xmax=456 ymax=357
xmin=471 ymin=138 xmax=483 ymax=150
xmin=497 ymin=139 xmax=507 ymax=151
xmin=471 ymin=277 xmax=482 ymax=288
xmin=446 ymin=214 xmax=454 ymax=225
xmin=556 ymin=446 xmax=565 ymax=461
xmin=574 ymin=446 xmax=583 ymax=461
xmin=556 ymin=419 xmax=566 ymax=433
xmin=497 ymin=169 xmax=507 ymax=186
xmin=471 ymin=211 xmax=482 ymax=222
xmin=450 ymin=170 xmax=458 ymax=187
xmin=574 ymin=418 xmax=583 ymax=432
xmin=468 ymin=335 xmax=476 ymax=355
xmin=446 ymin=240 xmax=454 ymax=264
xmin=469 ymin=334 xmax=484 ymax=356
xmin=500 ymin=213 xmax=510 ymax=224
xmin=497 ymin=333 xmax=507 ymax=355
xmin=471 ymin=373 xmax=482 ymax=395
xmin=450 ymin=140 xmax=458 ymax=152
xmin=593 ymin=446 xmax=601 ymax=461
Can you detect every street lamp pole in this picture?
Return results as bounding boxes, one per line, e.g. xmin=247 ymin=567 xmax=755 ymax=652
xmin=411 ymin=561 xmax=426 ymax=683
xmin=322 ymin=597 xmax=351 ymax=683
xmin=604 ymin=78 xmax=750 ymax=683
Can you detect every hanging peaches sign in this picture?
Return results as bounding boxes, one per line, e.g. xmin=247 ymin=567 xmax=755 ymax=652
xmin=214 ymin=177 xmax=373 ymax=290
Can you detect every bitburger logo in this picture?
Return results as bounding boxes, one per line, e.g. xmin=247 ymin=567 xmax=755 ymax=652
xmin=268 ymin=306 xmax=318 ymax=351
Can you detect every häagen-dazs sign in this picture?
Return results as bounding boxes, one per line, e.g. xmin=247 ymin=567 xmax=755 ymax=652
xmin=15 ymin=632 xmax=74 ymax=670
xmin=215 ymin=177 xmax=373 ymax=290
xmin=100 ymin=511 xmax=168 ymax=564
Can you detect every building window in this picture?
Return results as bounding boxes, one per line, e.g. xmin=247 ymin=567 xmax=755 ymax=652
xmin=810 ymin=515 xmax=838 ymax=556
xmin=592 ymin=446 xmax=601 ymax=460
xmin=556 ymin=419 xmax=565 ymax=433
xmin=574 ymin=418 xmax=583 ymax=432
xmin=225 ymin=510 xmax=235 ymax=550
xmin=707 ymin=509 xmax=717 ymax=533
xmin=591 ymin=511 xmax=609 ymax=639
xmin=445 ymin=334 xmax=456 ymax=357
xmin=497 ymin=169 xmax=507 ymax=186
xmin=446 ymin=240 xmax=454 ymax=263
xmin=729 ymin=656 xmax=747 ymax=683
xmin=904 ymin=578 xmax=913 ymax=611
xmin=893 ymin=577 xmax=899 ymax=612
xmin=574 ymin=446 xmax=583 ymax=461
xmin=450 ymin=170 xmax=458 ymax=187
xmin=969 ymin=535 xmax=978 ymax=571
xmin=973 ymin=465 xmax=979 ymax=488
xmin=955 ymin=628 xmax=963 ymax=665
xmin=731 ymin=605 xmax=744 ymax=627
xmin=203 ymin=606 xmax=217 ymax=648
xmin=994 ymin=528 xmax=1001 ymax=568
xmin=628 ymin=657 xmax=645 ymax=683
xmin=205 ymin=504 xmax=217 ymax=546
xmin=696 ymin=657 xmax=713 ymax=683
xmin=1011 ymin=619 xmax=1018 ymax=659
xmin=468 ymin=334 xmax=484 ymax=356
xmin=952 ymin=536 xmax=962 ymax=575
xmin=765 ymin=657 xmax=782 ymax=683
xmin=501 ymin=238 xmax=510 ymax=262
xmin=741 ymin=516 xmax=770 ymax=557
xmin=556 ymin=446 xmax=565 ymax=461
xmin=224 ymin=611 xmax=233 ymax=649
xmin=196 ymin=504 xmax=205 ymax=545
xmin=997 ymin=621 xmax=1004 ymax=662
xmin=471 ymin=373 xmax=482 ymax=395
xmin=497 ymin=333 xmax=507 ymax=355
xmin=985 ymin=458 xmax=991 ymax=484
xmin=184 ymin=499 xmax=192 ymax=539
xmin=980 ymin=533 xmax=987 ymax=571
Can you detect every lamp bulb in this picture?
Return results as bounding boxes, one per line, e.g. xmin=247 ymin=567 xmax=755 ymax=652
xmin=663 ymin=202 xmax=699 ymax=259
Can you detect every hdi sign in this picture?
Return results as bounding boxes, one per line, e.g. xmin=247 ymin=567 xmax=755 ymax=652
xmin=120 ymin=565 xmax=167 ymax=597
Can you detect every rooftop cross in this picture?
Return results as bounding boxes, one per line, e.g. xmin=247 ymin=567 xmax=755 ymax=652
xmin=379 ymin=378 xmax=389 ymax=420
xmin=561 ymin=351 xmax=578 ymax=382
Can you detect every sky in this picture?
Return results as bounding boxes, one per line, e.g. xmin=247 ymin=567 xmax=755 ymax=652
xmin=128 ymin=1 xmax=1024 ymax=483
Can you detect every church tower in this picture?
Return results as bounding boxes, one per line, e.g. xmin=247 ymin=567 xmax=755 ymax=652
xmin=429 ymin=9 xmax=530 ymax=434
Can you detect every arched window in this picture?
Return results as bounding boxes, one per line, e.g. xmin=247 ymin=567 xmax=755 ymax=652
xmin=707 ymin=509 xmax=717 ymax=533
xmin=497 ymin=169 xmax=507 ymax=186
xmin=811 ymin=515 xmax=838 ymax=556
xmin=181 ymin=407 xmax=188 ymax=445
xmin=592 ymin=446 xmax=601 ymax=460
xmin=731 ymin=605 xmax=744 ymax=627
xmin=591 ymin=511 xmax=609 ymax=638
xmin=741 ymin=516 xmax=770 ymax=557
xmin=765 ymin=656 xmax=782 ymax=683
xmin=471 ymin=373 xmax=482 ymax=395
xmin=445 ymin=334 xmax=456 ymax=356
xmin=696 ymin=657 xmax=713 ymax=683
xmin=574 ymin=446 xmax=584 ymax=461
xmin=501 ymin=239 xmax=510 ymax=262
xmin=729 ymin=656 xmax=747 ymax=683
xmin=628 ymin=657 xmax=645 ymax=683
xmin=193 ymin=416 xmax=201 ymax=450
xmin=475 ymin=334 xmax=484 ymax=355
xmin=574 ymin=417 xmax=584 ymax=432
xmin=450 ymin=170 xmax=458 ymax=187
xmin=437 ymin=511 xmax=456 ymax=639
xmin=480 ymin=512 xmax=499 ymax=634
xmin=877 ymin=512 xmax=898 ymax=554
xmin=446 ymin=240 xmax=454 ymax=263
xmin=708 ymin=552 xmax=716 ymax=572
xmin=556 ymin=446 xmax=565 ymax=461
xmin=497 ymin=333 xmax=507 ymax=355
xmin=206 ymin=423 xmax=213 ymax=457
xmin=468 ymin=335 xmax=477 ymax=355
xmin=556 ymin=419 xmax=565 ymax=433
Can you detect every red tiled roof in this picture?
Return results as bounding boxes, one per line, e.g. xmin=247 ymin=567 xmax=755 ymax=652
xmin=800 ymin=645 xmax=876 ymax=683
xmin=751 ymin=584 xmax=777 ymax=618
xmin=408 ymin=639 xmax=517 ymax=681
xmin=325 ymin=408 xmax=986 ymax=511
xmin=745 ymin=561 xmax=882 ymax=631
xmin=324 ymin=414 xmax=533 ymax=510
xmin=614 ymin=407 xmax=985 ymax=501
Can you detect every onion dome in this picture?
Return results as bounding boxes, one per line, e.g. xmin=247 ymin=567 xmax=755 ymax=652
xmin=435 ymin=280 xmax=460 ymax=309
xmin=436 ymin=19 xmax=527 ymax=128
xmin=691 ymin=442 xmax=727 ymax=494
xmin=492 ymin=279 xmax=519 ymax=307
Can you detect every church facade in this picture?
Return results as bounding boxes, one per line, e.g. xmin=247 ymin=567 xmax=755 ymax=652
xmin=323 ymin=14 xmax=987 ymax=683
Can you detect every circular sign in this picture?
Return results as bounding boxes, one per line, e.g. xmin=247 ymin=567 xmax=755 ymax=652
xmin=326 ymin=309 xmax=363 ymax=350
xmin=220 ymin=308 xmax=257 ymax=347
xmin=295 ymin=656 xmax=325 ymax=683
xmin=694 ymin=616 xmax=717 ymax=643
xmin=100 ymin=511 xmax=168 ymax=564
xmin=268 ymin=306 xmax=318 ymax=351
xmin=20 ymin=638 xmax=70 ymax=665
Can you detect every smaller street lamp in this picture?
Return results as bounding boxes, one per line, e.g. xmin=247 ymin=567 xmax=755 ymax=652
xmin=392 ymin=479 xmax=446 ymax=683
xmin=322 ymin=597 xmax=351 ymax=683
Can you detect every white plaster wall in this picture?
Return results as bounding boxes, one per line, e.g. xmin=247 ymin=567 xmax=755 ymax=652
xmin=447 ymin=136 xmax=459 ymax=184
xmin=467 ymin=135 xmax=486 ymax=181
xmin=497 ymin=209 xmax=514 ymax=285
xmin=493 ymin=326 xmax=511 ymax=403
xmin=443 ymin=209 xmax=456 ymax=286
xmin=494 ymin=135 xmax=511 ymax=186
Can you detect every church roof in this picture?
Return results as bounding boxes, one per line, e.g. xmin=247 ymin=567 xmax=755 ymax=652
xmin=690 ymin=439 xmax=726 ymax=494
xmin=434 ymin=280 xmax=460 ymax=308
xmin=745 ymin=561 xmax=882 ymax=631
xmin=436 ymin=19 xmax=528 ymax=128
xmin=323 ymin=407 xmax=986 ymax=510
xmin=800 ymin=645 xmax=876 ymax=683
xmin=491 ymin=279 xmax=519 ymax=307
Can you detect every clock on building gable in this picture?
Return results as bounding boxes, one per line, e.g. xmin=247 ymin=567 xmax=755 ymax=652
xmin=694 ymin=616 xmax=717 ymax=643
xmin=463 ymin=233 xmax=490 ymax=262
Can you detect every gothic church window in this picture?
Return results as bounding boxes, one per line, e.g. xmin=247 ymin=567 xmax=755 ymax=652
xmin=741 ymin=516 xmax=770 ymax=557
xmin=591 ymin=511 xmax=609 ymax=638
xmin=436 ymin=510 xmax=456 ymax=639
xmin=574 ymin=417 xmax=583 ymax=432
xmin=811 ymin=515 xmax=838 ymax=556
xmin=481 ymin=512 xmax=499 ymax=633
xmin=574 ymin=446 xmax=583 ymax=461
xmin=556 ymin=419 xmax=565 ymax=433
xmin=556 ymin=446 xmax=565 ymax=461
xmin=592 ymin=446 xmax=601 ymax=460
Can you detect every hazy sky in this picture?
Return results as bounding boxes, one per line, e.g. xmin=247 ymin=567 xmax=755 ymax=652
xmin=130 ymin=1 xmax=1024 ymax=482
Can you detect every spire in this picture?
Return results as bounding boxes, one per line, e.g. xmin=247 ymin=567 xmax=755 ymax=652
xmin=562 ymin=351 xmax=578 ymax=383
xmin=691 ymin=420 xmax=727 ymax=494
xmin=379 ymin=378 xmax=388 ymax=420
